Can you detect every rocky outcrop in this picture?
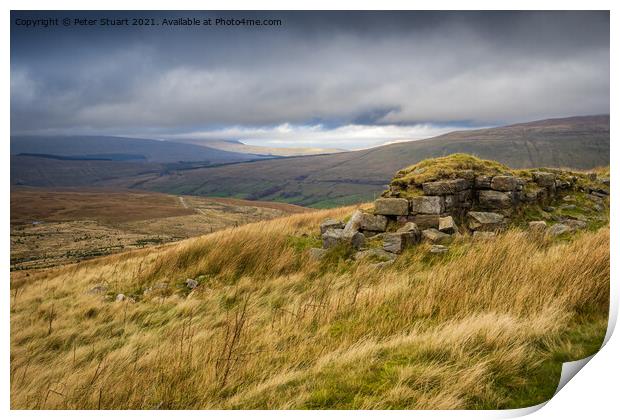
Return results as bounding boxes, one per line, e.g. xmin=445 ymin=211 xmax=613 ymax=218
xmin=317 ymin=155 xmax=609 ymax=260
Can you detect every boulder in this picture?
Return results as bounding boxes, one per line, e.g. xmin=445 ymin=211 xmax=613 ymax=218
xmin=528 ymin=221 xmax=547 ymax=232
xmin=467 ymin=211 xmax=505 ymax=231
xmin=308 ymin=247 xmax=327 ymax=260
xmin=410 ymin=196 xmax=444 ymax=215
xmin=322 ymin=228 xmax=365 ymax=250
xmin=185 ymin=279 xmax=198 ymax=289
xmin=383 ymin=231 xmax=417 ymax=254
xmin=421 ymin=228 xmax=452 ymax=244
xmin=478 ymin=190 xmax=512 ymax=209
xmin=115 ymin=294 xmax=127 ymax=302
xmin=374 ymin=198 xmax=409 ymax=216
xmin=320 ymin=219 xmax=344 ymax=234
xmin=322 ymin=228 xmax=345 ymax=248
xmin=532 ymin=172 xmax=556 ymax=187
xmin=353 ymin=248 xmax=397 ymax=262
xmin=422 ymin=178 xmax=471 ymax=195
xmin=438 ymin=216 xmax=457 ymax=234
xmin=397 ymin=222 xmax=421 ymax=237
xmin=490 ymin=176 xmax=518 ymax=191
xmin=359 ymin=213 xmax=388 ymax=232
xmin=343 ymin=210 xmax=364 ymax=236
xmin=548 ymin=223 xmax=572 ymax=236
xmin=429 ymin=244 xmax=449 ymax=254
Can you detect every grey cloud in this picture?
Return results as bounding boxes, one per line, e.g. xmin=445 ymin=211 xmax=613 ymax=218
xmin=11 ymin=11 xmax=609 ymax=138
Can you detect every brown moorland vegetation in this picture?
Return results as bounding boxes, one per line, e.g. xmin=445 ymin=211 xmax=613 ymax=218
xmin=10 ymin=205 xmax=609 ymax=409
xmin=11 ymin=188 xmax=309 ymax=270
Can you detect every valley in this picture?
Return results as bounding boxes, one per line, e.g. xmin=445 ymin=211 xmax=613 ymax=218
xmin=10 ymin=188 xmax=309 ymax=270
xmin=11 ymin=115 xmax=610 ymax=207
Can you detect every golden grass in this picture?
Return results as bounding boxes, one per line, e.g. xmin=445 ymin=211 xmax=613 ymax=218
xmin=10 ymin=206 xmax=609 ymax=409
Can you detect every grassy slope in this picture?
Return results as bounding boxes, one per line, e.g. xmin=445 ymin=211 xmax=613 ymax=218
xmin=10 ymin=207 xmax=609 ymax=409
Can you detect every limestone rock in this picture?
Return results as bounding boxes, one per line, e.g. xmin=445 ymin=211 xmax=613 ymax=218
xmin=422 ymin=178 xmax=471 ymax=195
xmin=343 ymin=210 xmax=364 ymax=236
xmin=322 ymin=228 xmax=365 ymax=250
xmin=467 ymin=211 xmax=505 ymax=231
xmin=116 ymin=294 xmax=127 ymax=302
xmin=410 ymin=196 xmax=444 ymax=215
xmin=320 ymin=219 xmax=344 ymax=234
xmin=185 ymin=279 xmax=198 ymax=289
xmin=490 ymin=176 xmax=518 ymax=191
xmin=421 ymin=228 xmax=452 ymax=244
xmin=383 ymin=231 xmax=417 ymax=254
xmin=322 ymin=228 xmax=345 ymax=248
xmin=359 ymin=213 xmax=388 ymax=232
xmin=478 ymin=190 xmax=512 ymax=209
xmin=438 ymin=216 xmax=457 ymax=234
xmin=397 ymin=222 xmax=421 ymax=236
xmin=374 ymin=198 xmax=409 ymax=216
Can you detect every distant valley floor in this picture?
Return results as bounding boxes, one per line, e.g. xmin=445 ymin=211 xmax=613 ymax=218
xmin=10 ymin=188 xmax=309 ymax=270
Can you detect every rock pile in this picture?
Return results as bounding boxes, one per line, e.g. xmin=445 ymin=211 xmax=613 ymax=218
xmin=311 ymin=155 xmax=609 ymax=260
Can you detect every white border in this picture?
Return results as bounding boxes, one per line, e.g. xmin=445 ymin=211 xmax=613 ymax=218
xmin=2 ymin=1 xmax=617 ymax=419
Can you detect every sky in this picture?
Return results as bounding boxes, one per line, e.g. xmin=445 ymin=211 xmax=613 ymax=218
xmin=11 ymin=11 xmax=610 ymax=150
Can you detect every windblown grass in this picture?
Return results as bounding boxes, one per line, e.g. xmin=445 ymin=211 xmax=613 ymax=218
xmin=10 ymin=206 xmax=609 ymax=409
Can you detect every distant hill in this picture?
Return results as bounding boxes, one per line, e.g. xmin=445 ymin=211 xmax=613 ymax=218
xmin=10 ymin=135 xmax=269 ymax=163
xmin=127 ymin=115 xmax=610 ymax=207
xmin=10 ymin=116 xmax=609 ymax=207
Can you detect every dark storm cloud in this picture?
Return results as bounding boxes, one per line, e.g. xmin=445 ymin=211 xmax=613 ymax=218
xmin=10 ymin=11 xmax=609 ymax=139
